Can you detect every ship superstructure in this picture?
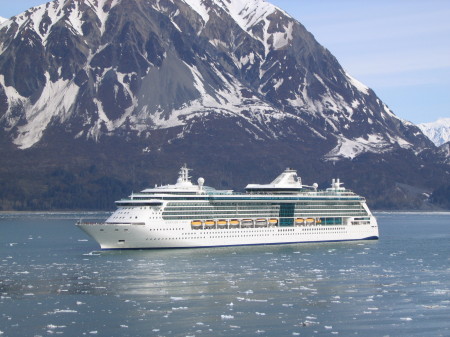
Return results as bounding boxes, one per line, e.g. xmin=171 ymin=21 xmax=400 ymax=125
xmin=77 ymin=165 xmax=379 ymax=249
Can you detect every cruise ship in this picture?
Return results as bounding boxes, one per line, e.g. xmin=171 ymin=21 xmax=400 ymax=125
xmin=77 ymin=165 xmax=379 ymax=249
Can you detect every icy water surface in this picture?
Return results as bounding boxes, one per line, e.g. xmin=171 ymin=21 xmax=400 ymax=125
xmin=0 ymin=212 xmax=449 ymax=336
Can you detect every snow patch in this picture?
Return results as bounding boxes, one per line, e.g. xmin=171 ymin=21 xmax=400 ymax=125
xmin=346 ymin=72 xmax=369 ymax=95
xmin=271 ymin=21 xmax=294 ymax=50
xmin=325 ymin=134 xmax=394 ymax=161
xmin=195 ymin=0 xmax=289 ymax=55
xmin=6 ymin=0 xmax=119 ymax=43
xmin=0 ymin=75 xmax=27 ymax=124
xmin=239 ymin=52 xmax=255 ymax=67
xmin=418 ymin=118 xmax=450 ymax=146
xmin=12 ymin=74 xmax=79 ymax=149
xmin=182 ymin=0 xmax=210 ymax=24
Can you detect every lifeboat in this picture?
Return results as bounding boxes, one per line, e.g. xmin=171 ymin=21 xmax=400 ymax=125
xmin=268 ymin=218 xmax=278 ymax=226
xmin=229 ymin=219 xmax=240 ymax=228
xmin=306 ymin=218 xmax=315 ymax=224
xmin=241 ymin=219 xmax=254 ymax=227
xmin=204 ymin=220 xmax=216 ymax=229
xmin=255 ymin=219 xmax=268 ymax=227
xmin=191 ymin=220 xmax=202 ymax=229
xmin=295 ymin=218 xmax=305 ymax=225
xmin=217 ymin=219 xmax=228 ymax=228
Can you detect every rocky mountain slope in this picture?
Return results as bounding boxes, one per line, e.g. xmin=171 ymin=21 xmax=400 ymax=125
xmin=0 ymin=0 xmax=448 ymax=210
xmin=418 ymin=118 xmax=450 ymax=146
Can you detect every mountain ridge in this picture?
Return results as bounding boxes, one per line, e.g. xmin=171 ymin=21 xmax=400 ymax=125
xmin=418 ymin=118 xmax=450 ymax=146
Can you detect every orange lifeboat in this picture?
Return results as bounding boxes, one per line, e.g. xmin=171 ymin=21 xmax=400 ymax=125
xmin=191 ymin=220 xmax=202 ymax=229
xmin=204 ymin=220 xmax=216 ymax=228
xmin=229 ymin=219 xmax=240 ymax=228
xmin=268 ymin=218 xmax=278 ymax=226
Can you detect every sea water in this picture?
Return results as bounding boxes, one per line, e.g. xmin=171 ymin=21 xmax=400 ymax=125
xmin=0 ymin=212 xmax=449 ymax=337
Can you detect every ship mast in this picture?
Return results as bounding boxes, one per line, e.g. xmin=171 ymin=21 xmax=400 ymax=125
xmin=179 ymin=164 xmax=191 ymax=183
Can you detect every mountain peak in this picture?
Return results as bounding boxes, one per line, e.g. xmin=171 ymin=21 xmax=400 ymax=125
xmin=418 ymin=118 xmax=450 ymax=146
xmin=183 ymin=0 xmax=280 ymax=24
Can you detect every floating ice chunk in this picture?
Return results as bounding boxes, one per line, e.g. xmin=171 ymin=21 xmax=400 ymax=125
xmin=170 ymin=297 xmax=184 ymax=301
xmin=400 ymin=317 xmax=412 ymax=321
xmin=171 ymin=304 xmax=189 ymax=313
xmin=52 ymin=309 xmax=77 ymax=314
xmin=422 ymin=305 xmax=445 ymax=309
xmin=221 ymin=315 xmax=234 ymax=320
xmin=325 ymin=326 xmax=332 ymax=329
xmin=47 ymin=325 xmax=66 ymax=329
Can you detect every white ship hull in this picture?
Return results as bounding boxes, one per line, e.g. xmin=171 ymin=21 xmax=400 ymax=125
xmin=77 ymin=218 xmax=379 ymax=250
xmin=76 ymin=166 xmax=379 ymax=250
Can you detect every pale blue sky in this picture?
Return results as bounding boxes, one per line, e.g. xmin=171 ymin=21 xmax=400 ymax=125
xmin=2 ymin=0 xmax=449 ymax=124
xmin=270 ymin=0 xmax=450 ymax=124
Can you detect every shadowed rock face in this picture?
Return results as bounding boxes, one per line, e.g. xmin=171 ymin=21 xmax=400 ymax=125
xmin=0 ymin=0 xmax=448 ymax=210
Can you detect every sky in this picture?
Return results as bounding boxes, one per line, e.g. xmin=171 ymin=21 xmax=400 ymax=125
xmin=1 ymin=0 xmax=449 ymax=124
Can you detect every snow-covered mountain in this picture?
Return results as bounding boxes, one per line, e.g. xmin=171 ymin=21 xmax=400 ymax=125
xmin=0 ymin=0 xmax=447 ymax=210
xmin=418 ymin=118 xmax=450 ymax=146
xmin=0 ymin=16 xmax=7 ymax=24
xmin=0 ymin=0 xmax=430 ymax=155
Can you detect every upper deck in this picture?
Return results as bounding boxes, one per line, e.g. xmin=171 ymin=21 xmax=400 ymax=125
xmin=115 ymin=166 xmax=364 ymax=206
